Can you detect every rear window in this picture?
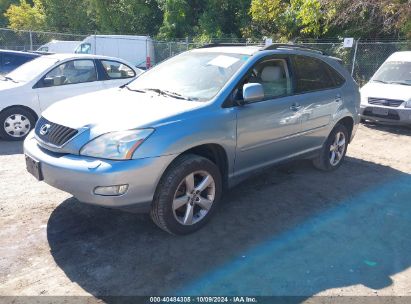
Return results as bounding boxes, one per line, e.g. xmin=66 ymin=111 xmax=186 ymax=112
xmin=292 ymin=55 xmax=345 ymax=93
xmin=3 ymin=54 xmax=33 ymax=67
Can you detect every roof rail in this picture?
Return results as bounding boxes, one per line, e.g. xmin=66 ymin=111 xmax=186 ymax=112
xmin=198 ymin=42 xmax=259 ymax=49
xmin=262 ymin=43 xmax=328 ymax=55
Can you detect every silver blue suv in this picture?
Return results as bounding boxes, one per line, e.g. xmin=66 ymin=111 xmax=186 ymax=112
xmin=24 ymin=44 xmax=361 ymax=234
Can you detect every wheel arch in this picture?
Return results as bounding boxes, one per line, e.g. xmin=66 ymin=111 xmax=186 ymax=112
xmin=0 ymin=105 xmax=39 ymax=122
xmin=336 ymin=116 xmax=354 ymax=142
xmin=177 ymin=143 xmax=230 ymax=190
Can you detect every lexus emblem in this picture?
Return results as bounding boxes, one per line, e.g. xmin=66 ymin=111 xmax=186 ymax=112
xmin=39 ymin=124 xmax=51 ymax=136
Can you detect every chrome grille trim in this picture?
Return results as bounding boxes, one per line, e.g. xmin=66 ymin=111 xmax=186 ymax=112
xmin=35 ymin=117 xmax=78 ymax=147
xmin=368 ymin=97 xmax=404 ymax=107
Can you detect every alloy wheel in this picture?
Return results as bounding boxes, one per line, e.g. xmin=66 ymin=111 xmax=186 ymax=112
xmin=329 ymin=131 xmax=346 ymax=166
xmin=172 ymin=170 xmax=216 ymax=225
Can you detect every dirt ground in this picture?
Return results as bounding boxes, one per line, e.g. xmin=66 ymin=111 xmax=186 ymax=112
xmin=0 ymin=123 xmax=411 ymax=300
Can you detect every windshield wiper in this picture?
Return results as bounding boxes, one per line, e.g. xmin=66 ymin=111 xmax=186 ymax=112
xmin=122 ymin=84 xmax=147 ymax=93
xmin=0 ymin=75 xmax=18 ymax=83
xmin=143 ymin=88 xmax=194 ymax=101
xmin=372 ymin=79 xmax=388 ymax=84
xmin=387 ymin=81 xmax=411 ymax=86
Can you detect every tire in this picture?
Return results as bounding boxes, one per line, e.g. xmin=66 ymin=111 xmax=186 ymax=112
xmin=150 ymin=154 xmax=222 ymax=235
xmin=313 ymin=123 xmax=349 ymax=171
xmin=0 ymin=107 xmax=36 ymax=141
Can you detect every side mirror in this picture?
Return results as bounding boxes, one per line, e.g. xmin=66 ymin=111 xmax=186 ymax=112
xmin=243 ymin=83 xmax=264 ymax=104
xmin=43 ymin=77 xmax=54 ymax=87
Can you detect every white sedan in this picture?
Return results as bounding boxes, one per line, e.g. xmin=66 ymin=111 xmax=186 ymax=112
xmin=0 ymin=54 xmax=142 ymax=140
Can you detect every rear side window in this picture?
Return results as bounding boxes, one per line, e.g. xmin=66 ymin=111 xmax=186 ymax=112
xmin=101 ymin=60 xmax=136 ymax=79
xmin=292 ymin=55 xmax=345 ymax=93
xmin=3 ymin=54 xmax=32 ymax=67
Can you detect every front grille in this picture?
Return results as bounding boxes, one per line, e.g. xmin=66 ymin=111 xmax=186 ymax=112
xmin=368 ymin=97 xmax=404 ymax=107
xmin=35 ymin=117 xmax=78 ymax=147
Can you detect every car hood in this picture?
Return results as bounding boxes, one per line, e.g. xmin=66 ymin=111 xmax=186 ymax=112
xmin=361 ymin=82 xmax=411 ymax=101
xmin=0 ymin=79 xmax=26 ymax=91
xmin=42 ymin=88 xmax=205 ymax=133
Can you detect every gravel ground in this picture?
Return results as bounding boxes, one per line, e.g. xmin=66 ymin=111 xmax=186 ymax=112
xmin=0 ymin=123 xmax=411 ymax=299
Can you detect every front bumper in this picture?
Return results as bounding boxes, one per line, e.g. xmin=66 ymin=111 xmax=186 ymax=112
xmin=24 ymin=134 xmax=176 ymax=211
xmin=360 ymin=105 xmax=411 ymax=124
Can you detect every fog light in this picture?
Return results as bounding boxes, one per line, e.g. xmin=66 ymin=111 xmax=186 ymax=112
xmin=94 ymin=184 xmax=129 ymax=196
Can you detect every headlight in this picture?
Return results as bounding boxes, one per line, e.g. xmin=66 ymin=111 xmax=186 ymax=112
xmin=405 ymin=100 xmax=411 ymax=108
xmin=80 ymin=129 xmax=154 ymax=160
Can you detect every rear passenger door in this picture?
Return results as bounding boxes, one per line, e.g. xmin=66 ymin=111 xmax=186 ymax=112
xmin=99 ymin=59 xmax=137 ymax=88
xmin=290 ymin=55 xmax=345 ymax=149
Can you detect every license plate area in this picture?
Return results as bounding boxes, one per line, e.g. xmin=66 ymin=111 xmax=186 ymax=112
xmin=25 ymin=155 xmax=43 ymax=181
xmin=372 ymin=107 xmax=389 ymax=116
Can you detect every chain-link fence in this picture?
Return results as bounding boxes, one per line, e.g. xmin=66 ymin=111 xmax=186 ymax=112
xmin=0 ymin=28 xmax=86 ymax=51
xmin=1 ymin=28 xmax=410 ymax=84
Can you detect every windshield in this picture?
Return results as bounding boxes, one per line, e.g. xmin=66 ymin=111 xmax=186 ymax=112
xmin=7 ymin=56 xmax=59 ymax=82
xmin=372 ymin=61 xmax=411 ymax=85
xmin=127 ymin=51 xmax=249 ymax=101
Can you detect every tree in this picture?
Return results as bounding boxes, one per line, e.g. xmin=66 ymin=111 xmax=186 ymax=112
xmin=248 ymin=0 xmax=328 ymax=41
xmin=0 ymin=0 xmax=18 ymax=26
xmin=40 ymin=0 xmax=96 ymax=33
xmin=196 ymin=0 xmax=251 ymax=41
xmin=321 ymin=0 xmax=411 ymax=38
xmin=157 ymin=0 xmax=203 ymax=39
xmin=5 ymin=0 xmax=45 ymax=30
xmin=92 ymin=0 xmax=162 ymax=36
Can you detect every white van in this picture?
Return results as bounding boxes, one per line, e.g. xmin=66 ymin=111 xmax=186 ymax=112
xmin=360 ymin=51 xmax=411 ymax=125
xmin=37 ymin=40 xmax=81 ymax=53
xmin=75 ymin=35 xmax=155 ymax=69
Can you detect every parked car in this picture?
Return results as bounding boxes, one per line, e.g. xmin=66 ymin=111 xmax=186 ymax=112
xmin=360 ymin=51 xmax=411 ymax=125
xmin=24 ymin=45 xmax=360 ymax=234
xmin=0 ymin=50 xmax=40 ymax=75
xmin=37 ymin=40 xmax=81 ymax=53
xmin=75 ymin=35 xmax=155 ymax=69
xmin=0 ymin=53 xmax=142 ymax=140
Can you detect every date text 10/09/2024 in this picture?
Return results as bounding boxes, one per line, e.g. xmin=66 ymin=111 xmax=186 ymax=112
xmin=149 ymin=297 xmax=258 ymax=303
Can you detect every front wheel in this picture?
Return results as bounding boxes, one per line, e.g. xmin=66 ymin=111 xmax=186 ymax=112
xmin=313 ymin=123 xmax=349 ymax=171
xmin=150 ymin=154 xmax=222 ymax=235
xmin=0 ymin=107 xmax=36 ymax=141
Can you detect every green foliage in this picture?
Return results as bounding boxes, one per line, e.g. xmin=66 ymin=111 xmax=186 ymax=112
xmin=157 ymin=0 xmax=205 ymax=39
xmin=1 ymin=0 xmax=410 ymax=40
xmin=5 ymin=0 xmax=45 ymax=30
xmin=41 ymin=0 xmax=95 ymax=33
xmin=249 ymin=0 xmax=328 ymax=40
xmin=93 ymin=0 xmax=162 ymax=36
xmin=0 ymin=0 xmax=18 ymax=26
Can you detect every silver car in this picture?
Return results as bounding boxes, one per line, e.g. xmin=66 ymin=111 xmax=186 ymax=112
xmin=24 ymin=45 xmax=361 ymax=234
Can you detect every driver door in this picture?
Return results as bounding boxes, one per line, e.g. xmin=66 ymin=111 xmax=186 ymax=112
xmin=234 ymin=57 xmax=304 ymax=176
xmin=35 ymin=59 xmax=104 ymax=112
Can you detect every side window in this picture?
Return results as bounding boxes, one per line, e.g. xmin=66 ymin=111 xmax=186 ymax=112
xmin=75 ymin=43 xmax=91 ymax=54
xmin=101 ymin=60 xmax=136 ymax=79
xmin=234 ymin=58 xmax=291 ymax=102
xmin=3 ymin=54 xmax=30 ymax=67
xmin=254 ymin=59 xmax=291 ymax=99
xmin=292 ymin=55 xmax=344 ymax=93
xmin=43 ymin=60 xmax=97 ymax=87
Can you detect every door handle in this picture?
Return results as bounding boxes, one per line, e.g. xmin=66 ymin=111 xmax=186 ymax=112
xmin=335 ymin=94 xmax=342 ymax=103
xmin=290 ymin=103 xmax=302 ymax=111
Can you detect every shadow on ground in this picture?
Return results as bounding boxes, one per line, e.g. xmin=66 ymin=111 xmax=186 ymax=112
xmin=0 ymin=140 xmax=23 ymax=155
xmin=361 ymin=121 xmax=411 ymax=136
xmin=47 ymin=157 xmax=411 ymax=298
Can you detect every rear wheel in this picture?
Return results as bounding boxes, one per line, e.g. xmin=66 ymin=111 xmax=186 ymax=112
xmin=0 ymin=107 xmax=36 ymax=141
xmin=313 ymin=123 xmax=349 ymax=171
xmin=150 ymin=154 xmax=222 ymax=235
